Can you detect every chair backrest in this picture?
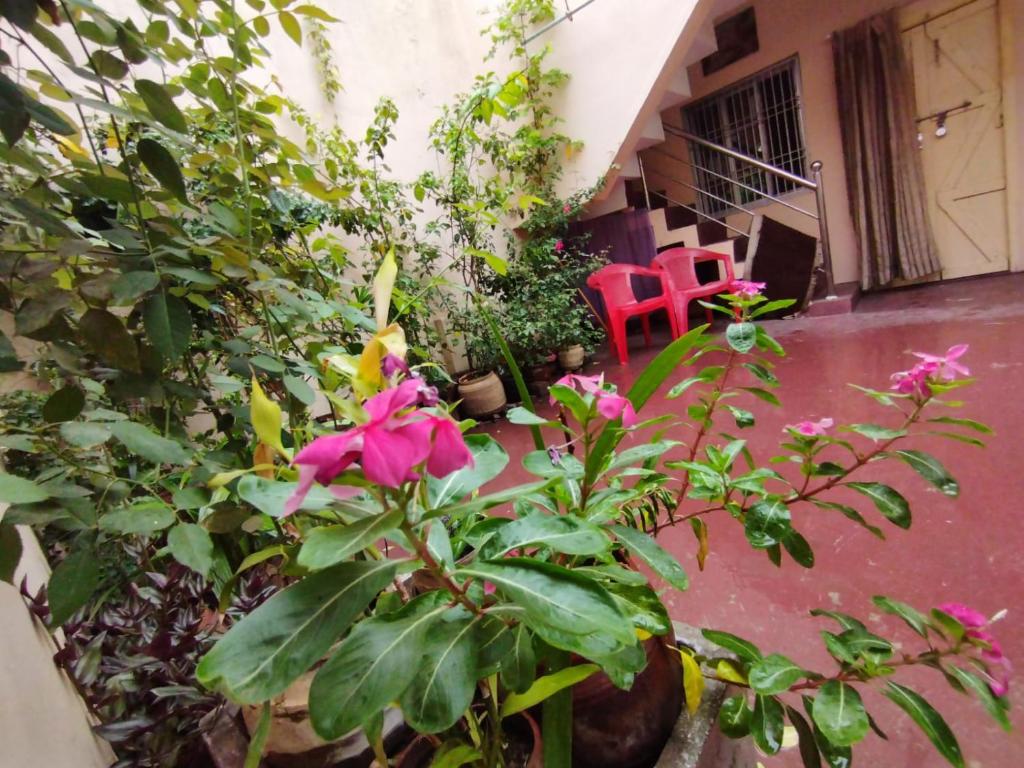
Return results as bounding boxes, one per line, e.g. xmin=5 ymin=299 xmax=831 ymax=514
xmin=586 ymin=264 xmax=643 ymax=307
xmin=653 ymin=247 xmax=734 ymax=290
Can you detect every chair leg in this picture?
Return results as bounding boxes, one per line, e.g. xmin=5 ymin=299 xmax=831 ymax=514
xmin=612 ymin=313 xmax=629 ymax=365
xmin=641 ymin=314 xmax=651 ymax=348
xmin=666 ymin=303 xmax=680 ymax=339
xmin=675 ymin=299 xmax=689 ymax=337
xmin=705 ymin=305 xmax=714 ymax=326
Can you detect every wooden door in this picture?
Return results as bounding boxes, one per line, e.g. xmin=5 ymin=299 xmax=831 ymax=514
xmin=901 ymin=0 xmax=1009 ymax=279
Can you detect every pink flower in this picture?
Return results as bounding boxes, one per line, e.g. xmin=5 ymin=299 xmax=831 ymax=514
xmin=563 ymin=203 xmax=571 ymax=214
xmin=552 ymin=373 xmax=638 ymax=427
xmin=554 ymin=239 xmax=565 ymax=252
xmin=938 ymin=602 xmax=1011 ymax=696
xmin=381 ymin=353 xmax=410 ymax=378
xmin=729 ymin=279 xmax=766 ymax=297
xmin=939 ymin=602 xmax=987 ymax=629
xmin=913 ymin=344 xmax=970 ymax=380
xmin=891 ymin=344 xmax=970 ymax=397
xmin=284 ymin=379 xmax=472 ymax=515
xmin=788 ymin=417 xmax=833 ymax=437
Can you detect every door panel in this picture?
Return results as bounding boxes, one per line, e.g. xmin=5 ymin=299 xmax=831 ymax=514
xmin=901 ymin=0 xmax=1009 ymax=280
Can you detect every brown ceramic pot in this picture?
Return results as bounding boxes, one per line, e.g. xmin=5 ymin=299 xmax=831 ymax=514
xmin=557 ymin=344 xmax=585 ymax=371
xmin=457 ymin=370 xmax=507 ymax=418
xmin=571 ymin=634 xmax=683 ymax=768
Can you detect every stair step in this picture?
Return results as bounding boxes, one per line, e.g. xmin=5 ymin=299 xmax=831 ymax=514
xmin=664 ymin=206 xmax=698 ymax=230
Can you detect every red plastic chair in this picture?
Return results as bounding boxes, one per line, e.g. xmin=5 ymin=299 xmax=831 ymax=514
xmin=652 ymin=248 xmax=736 ymax=334
xmin=586 ymin=264 xmax=679 ymax=365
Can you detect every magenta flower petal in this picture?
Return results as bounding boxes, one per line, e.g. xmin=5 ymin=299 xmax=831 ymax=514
xmin=293 ymin=432 xmax=363 ymax=483
xmin=284 ymin=463 xmax=319 ymax=517
xmin=939 ymin=602 xmax=988 ymax=629
xmin=360 ymin=422 xmax=431 ymax=488
xmin=426 ymin=417 xmax=474 ymax=477
xmin=363 ymin=378 xmax=422 ymax=422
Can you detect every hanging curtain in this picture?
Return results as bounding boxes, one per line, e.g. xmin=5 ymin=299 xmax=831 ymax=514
xmin=832 ymin=10 xmax=941 ymax=289
xmin=569 ymin=209 xmax=661 ymax=317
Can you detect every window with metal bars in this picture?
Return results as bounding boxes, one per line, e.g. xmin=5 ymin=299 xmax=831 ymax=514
xmin=682 ymin=57 xmax=807 ymax=216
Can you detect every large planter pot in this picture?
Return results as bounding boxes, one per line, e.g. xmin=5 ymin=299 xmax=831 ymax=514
xmin=457 ymin=370 xmax=507 ymax=418
xmin=572 ymin=634 xmax=684 ymax=768
xmin=558 ymin=344 xmax=585 ymax=372
xmin=241 ymin=673 xmax=409 ymax=768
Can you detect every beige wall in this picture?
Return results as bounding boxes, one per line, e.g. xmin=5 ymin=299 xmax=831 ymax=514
xmin=0 ymin=520 xmax=115 ymax=767
xmin=641 ymin=0 xmax=1024 ymax=286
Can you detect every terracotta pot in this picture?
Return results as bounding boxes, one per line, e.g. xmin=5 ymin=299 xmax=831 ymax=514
xmin=571 ymin=635 xmax=684 ymax=768
xmin=397 ymin=712 xmax=542 ymax=768
xmin=457 ymin=370 xmax=507 ymax=417
xmin=241 ymin=673 xmax=410 ymax=768
xmin=526 ymin=359 xmax=558 ymax=398
xmin=558 ymin=344 xmax=585 ymax=371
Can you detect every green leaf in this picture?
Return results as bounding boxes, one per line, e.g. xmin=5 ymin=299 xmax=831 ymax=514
xmin=846 ymin=482 xmax=911 ymax=529
xmin=482 ymin=514 xmax=609 ymax=558
xmin=458 ymin=559 xmax=632 ymax=644
xmin=236 ymin=475 xmax=336 ymax=517
xmin=718 ymin=694 xmax=752 ymax=738
xmin=400 ymin=612 xmax=479 ymax=732
xmin=48 ymin=547 xmax=100 ymax=626
xmin=751 ymin=694 xmax=785 ymax=754
xmin=79 ymin=308 xmax=140 ymax=372
xmin=58 ymin=422 xmax=110 ymax=450
xmin=309 ymin=593 xmax=450 ymax=739
xmin=782 ymin=529 xmax=815 ymax=567
xmin=110 ymin=271 xmax=160 ymax=305
xmin=926 ymin=416 xmax=992 ymax=434
xmin=0 ymin=0 xmax=37 ymax=29
xmin=297 ymin=510 xmax=404 ymax=570
xmin=244 ymin=702 xmax=271 ymax=768
xmin=249 ymin=376 xmax=286 ymax=457
xmin=0 ymin=330 xmax=20 ymax=372
xmin=137 ymin=138 xmax=188 ymax=202
xmin=606 ymin=440 xmax=680 ymax=472
xmin=501 ymin=663 xmax=599 ymax=718
xmin=726 ymin=322 xmax=756 ymax=353
xmin=812 ymin=681 xmax=869 ymax=747
xmin=803 ymin=697 xmax=852 ymax=768
xmin=948 ymin=667 xmax=1011 ymax=731
xmin=606 ymin=582 xmax=671 ymax=635
xmin=89 ymin=50 xmax=128 ymax=78
xmin=100 ymin=499 xmax=176 ymax=535
xmin=429 ymin=743 xmax=482 ymax=768
xmin=739 ymin=386 xmax=780 ymax=406
xmin=501 ymin=622 xmax=536 ymax=693
xmin=0 ymin=524 xmax=23 ymax=584
xmin=167 ymin=522 xmax=213 ymax=577
xmin=42 ymin=386 xmax=85 ymax=423
xmin=786 ymin=705 xmax=823 ymax=768
xmin=743 ymin=362 xmax=778 ymax=386
xmin=845 ymin=423 xmax=906 ymax=441
xmin=811 ymin=500 xmax=885 ymax=539
xmin=726 ymin=405 xmax=755 ymax=428
xmin=283 ymin=375 xmax=316 ymax=406
xmin=872 ymin=595 xmax=929 ymax=637
xmin=750 ymin=298 xmax=797 ymax=319
xmin=701 ymin=629 xmax=763 ymax=663
xmin=891 ymin=449 xmax=959 ymax=497
xmin=110 ymin=421 xmax=191 ymax=465
xmin=749 ymin=653 xmax=804 ymax=694
xmin=744 ymin=498 xmax=792 ymax=548
xmin=198 ymin=559 xmax=397 ymax=703
xmin=143 ymin=293 xmax=192 ymax=363
xmin=609 ymin=523 xmax=688 ymax=591
xmin=136 ymin=79 xmax=187 ymax=132
xmin=279 ymin=11 xmax=302 ymax=44
xmin=427 ymin=434 xmax=508 ymax=508
xmin=506 ymin=406 xmax=554 ymax=426
xmin=883 ymin=682 xmax=964 ymax=767
xmin=0 ymin=473 xmax=50 ymax=504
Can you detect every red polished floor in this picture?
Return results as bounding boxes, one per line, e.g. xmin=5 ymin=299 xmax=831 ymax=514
xmin=478 ymin=273 xmax=1024 ymax=767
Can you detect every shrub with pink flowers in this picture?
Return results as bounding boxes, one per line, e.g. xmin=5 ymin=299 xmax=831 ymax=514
xmin=188 ymin=265 xmax=1010 ymax=768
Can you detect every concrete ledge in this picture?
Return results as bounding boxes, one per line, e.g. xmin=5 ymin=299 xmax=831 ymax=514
xmin=806 ymin=282 xmax=861 ymax=316
xmin=655 ymin=622 xmax=756 ymax=768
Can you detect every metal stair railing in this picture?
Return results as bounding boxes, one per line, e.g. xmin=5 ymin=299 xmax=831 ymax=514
xmin=639 ymin=124 xmax=837 ymax=299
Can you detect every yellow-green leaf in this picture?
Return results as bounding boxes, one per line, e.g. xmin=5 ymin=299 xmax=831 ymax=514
xmin=250 ymin=376 xmax=287 ymax=458
xmin=373 ymin=249 xmax=397 ymax=330
xmin=715 ymin=658 xmax=748 ymax=685
xmin=680 ymin=649 xmax=705 ymax=715
xmin=279 ymin=11 xmax=301 ymax=45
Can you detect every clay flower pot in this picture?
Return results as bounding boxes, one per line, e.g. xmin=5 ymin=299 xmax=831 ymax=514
xmin=457 ymin=370 xmax=507 ymax=418
xmin=571 ymin=634 xmax=684 ymax=768
xmin=558 ymin=344 xmax=585 ymax=371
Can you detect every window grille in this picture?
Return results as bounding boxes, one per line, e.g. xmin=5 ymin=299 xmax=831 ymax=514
xmin=682 ymin=57 xmax=807 ymax=215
